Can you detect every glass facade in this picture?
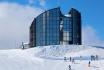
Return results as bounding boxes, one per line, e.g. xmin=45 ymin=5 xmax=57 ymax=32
xmin=69 ymin=8 xmax=82 ymax=45
xmin=30 ymin=7 xmax=81 ymax=47
xmin=63 ymin=17 xmax=72 ymax=44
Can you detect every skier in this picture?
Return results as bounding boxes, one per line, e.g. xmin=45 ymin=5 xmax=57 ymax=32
xmin=69 ymin=57 xmax=72 ymax=62
xmin=91 ymin=55 xmax=93 ymax=61
xmin=72 ymin=58 xmax=75 ymax=64
xmin=69 ymin=65 xmax=71 ymax=70
xmin=64 ymin=57 xmax=67 ymax=62
xmin=80 ymin=56 xmax=82 ymax=61
xmin=22 ymin=42 xmax=25 ymax=50
xmin=88 ymin=61 xmax=91 ymax=67
xmin=95 ymin=55 xmax=98 ymax=60
xmin=93 ymin=55 xmax=95 ymax=60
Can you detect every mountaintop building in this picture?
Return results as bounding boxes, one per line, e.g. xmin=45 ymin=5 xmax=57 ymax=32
xmin=30 ymin=7 xmax=81 ymax=47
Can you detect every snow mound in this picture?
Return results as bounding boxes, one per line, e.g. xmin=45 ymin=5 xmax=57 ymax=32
xmin=35 ymin=45 xmax=104 ymax=60
xmin=0 ymin=45 xmax=104 ymax=70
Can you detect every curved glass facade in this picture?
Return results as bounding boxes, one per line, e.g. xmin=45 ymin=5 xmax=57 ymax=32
xmin=69 ymin=8 xmax=82 ymax=44
xmin=30 ymin=7 xmax=81 ymax=47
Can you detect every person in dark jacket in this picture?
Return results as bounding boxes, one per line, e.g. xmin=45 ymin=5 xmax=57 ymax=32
xmin=69 ymin=57 xmax=72 ymax=62
xmin=72 ymin=58 xmax=75 ymax=63
xmin=88 ymin=61 xmax=91 ymax=67
xmin=69 ymin=65 xmax=71 ymax=70
xmin=64 ymin=57 xmax=67 ymax=61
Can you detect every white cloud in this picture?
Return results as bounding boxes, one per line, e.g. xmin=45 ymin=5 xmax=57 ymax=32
xmin=82 ymin=26 xmax=104 ymax=46
xmin=39 ymin=0 xmax=46 ymax=7
xmin=0 ymin=2 xmax=43 ymax=49
xmin=28 ymin=0 xmax=46 ymax=7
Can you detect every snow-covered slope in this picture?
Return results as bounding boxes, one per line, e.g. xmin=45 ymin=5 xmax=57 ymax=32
xmin=0 ymin=45 xmax=104 ymax=70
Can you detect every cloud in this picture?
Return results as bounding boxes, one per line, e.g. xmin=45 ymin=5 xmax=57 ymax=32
xmin=0 ymin=2 xmax=43 ymax=49
xmin=39 ymin=0 xmax=46 ymax=7
xmin=28 ymin=0 xmax=46 ymax=7
xmin=82 ymin=25 xmax=104 ymax=46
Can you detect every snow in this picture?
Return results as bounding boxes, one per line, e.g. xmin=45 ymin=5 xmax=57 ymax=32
xmin=0 ymin=45 xmax=104 ymax=70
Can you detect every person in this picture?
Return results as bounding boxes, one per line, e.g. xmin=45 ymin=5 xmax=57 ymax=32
xmin=80 ymin=56 xmax=82 ymax=61
xmin=69 ymin=57 xmax=72 ymax=62
xmin=22 ymin=42 xmax=25 ymax=50
xmin=91 ymin=55 xmax=94 ymax=61
xmin=72 ymin=58 xmax=75 ymax=63
xmin=64 ymin=57 xmax=67 ymax=62
xmin=93 ymin=55 xmax=95 ymax=60
xmin=88 ymin=61 xmax=91 ymax=67
xmin=69 ymin=65 xmax=71 ymax=70
xmin=95 ymin=55 xmax=98 ymax=60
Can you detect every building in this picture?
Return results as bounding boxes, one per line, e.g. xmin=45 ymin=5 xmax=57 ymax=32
xmin=30 ymin=7 xmax=81 ymax=47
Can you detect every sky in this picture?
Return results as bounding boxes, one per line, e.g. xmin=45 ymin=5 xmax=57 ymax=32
xmin=0 ymin=0 xmax=104 ymax=49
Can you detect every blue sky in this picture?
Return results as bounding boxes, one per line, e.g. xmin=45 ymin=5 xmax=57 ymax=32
xmin=1 ymin=0 xmax=103 ymax=39
xmin=0 ymin=0 xmax=104 ymax=48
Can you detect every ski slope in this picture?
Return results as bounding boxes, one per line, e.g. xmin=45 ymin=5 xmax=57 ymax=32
xmin=0 ymin=45 xmax=104 ymax=70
